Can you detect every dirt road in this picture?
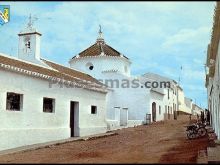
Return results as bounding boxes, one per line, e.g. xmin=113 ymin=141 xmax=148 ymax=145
xmin=0 ymin=115 xmax=208 ymax=163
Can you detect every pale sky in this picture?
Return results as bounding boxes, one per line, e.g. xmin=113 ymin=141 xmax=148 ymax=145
xmin=0 ymin=1 xmax=216 ymax=109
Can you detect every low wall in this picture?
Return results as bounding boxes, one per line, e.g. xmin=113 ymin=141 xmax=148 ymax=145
xmin=106 ymin=120 xmax=120 ymax=131
xmin=0 ymin=128 xmax=69 ymax=151
xmin=127 ymin=120 xmax=143 ymax=127
xmin=106 ymin=119 xmax=144 ymax=131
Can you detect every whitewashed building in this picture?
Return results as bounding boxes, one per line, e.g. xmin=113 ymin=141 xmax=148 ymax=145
xmin=0 ymin=22 xmax=109 ymax=151
xmin=184 ymin=97 xmax=193 ymax=114
xmin=141 ymin=73 xmax=178 ymax=121
xmin=205 ymin=2 xmax=220 ymax=140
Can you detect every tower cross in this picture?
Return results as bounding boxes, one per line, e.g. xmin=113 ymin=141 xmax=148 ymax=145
xmin=27 ymin=14 xmax=38 ymax=29
xmin=99 ymin=25 xmax=102 ymax=34
xmin=96 ymin=24 xmax=105 ymax=44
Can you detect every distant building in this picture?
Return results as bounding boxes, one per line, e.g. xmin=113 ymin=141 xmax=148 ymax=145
xmin=141 ymin=73 xmax=178 ymax=120
xmin=192 ymin=104 xmax=204 ymax=116
xmin=176 ymin=85 xmax=193 ymax=115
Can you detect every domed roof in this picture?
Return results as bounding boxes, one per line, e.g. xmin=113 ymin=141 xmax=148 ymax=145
xmin=72 ymin=26 xmax=129 ymax=60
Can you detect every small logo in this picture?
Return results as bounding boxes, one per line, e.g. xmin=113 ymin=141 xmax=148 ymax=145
xmin=0 ymin=5 xmax=10 ymax=25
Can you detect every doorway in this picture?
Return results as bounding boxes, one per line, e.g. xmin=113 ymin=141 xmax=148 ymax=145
xmin=168 ymin=106 xmax=170 ymax=119
xmin=120 ymin=108 xmax=128 ymax=126
xmin=152 ymin=102 xmax=156 ymax=122
xmin=70 ymin=101 xmax=79 ymax=137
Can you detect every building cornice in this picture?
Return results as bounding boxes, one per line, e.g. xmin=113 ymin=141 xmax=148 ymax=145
xmin=18 ymin=32 xmax=42 ymax=36
xmin=0 ymin=63 xmax=108 ymax=93
xmin=207 ymin=2 xmax=220 ymax=78
xmin=69 ymin=55 xmax=132 ymax=64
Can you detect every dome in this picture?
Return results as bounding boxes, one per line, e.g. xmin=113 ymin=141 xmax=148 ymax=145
xmin=71 ymin=26 xmax=129 ymax=60
xmin=69 ymin=26 xmax=131 ymax=78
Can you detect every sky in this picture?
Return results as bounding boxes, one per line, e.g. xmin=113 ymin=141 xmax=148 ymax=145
xmin=0 ymin=1 xmax=216 ymax=109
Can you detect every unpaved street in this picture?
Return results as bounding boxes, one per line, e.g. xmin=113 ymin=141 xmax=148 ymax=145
xmin=0 ymin=115 xmax=208 ymax=163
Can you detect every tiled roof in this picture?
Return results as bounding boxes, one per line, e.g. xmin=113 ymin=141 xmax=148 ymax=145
xmin=0 ymin=54 xmax=107 ymax=92
xmin=72 ymin=42 xmax=129 ymax=59
xmin=41 ymin=59 xmax=103 ymax=85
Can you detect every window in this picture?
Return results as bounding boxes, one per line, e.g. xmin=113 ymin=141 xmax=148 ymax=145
xmin=86 ymin=62 xmax=94 ymax=71
xmin=165 ymin=105 xmax=167 ymax=114
xmin=89 ymin=65 xmax=94 ymax=70
xmin=6 ymin=92 xmax=23 ymax=111
xmin=159 ymin=106 xmax=161 ymax=115
xmin=25 ymin=41 xmax=30 ymax=49
xmin=91 ymin=105 xmax=97 ymax=114
xmin=43 ymin=97 xmax=55 ymax=113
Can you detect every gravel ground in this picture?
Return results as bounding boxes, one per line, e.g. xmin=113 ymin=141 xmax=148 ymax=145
xmin=0 ymin=115 xmax=209 ymax=163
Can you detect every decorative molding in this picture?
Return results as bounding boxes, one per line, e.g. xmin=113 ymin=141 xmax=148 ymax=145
xmin=102 ymin=69 xmax=118 ymax=73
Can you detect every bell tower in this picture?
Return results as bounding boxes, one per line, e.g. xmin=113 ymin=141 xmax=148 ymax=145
xmin=18 ymin=15 xmax=42 ymax=64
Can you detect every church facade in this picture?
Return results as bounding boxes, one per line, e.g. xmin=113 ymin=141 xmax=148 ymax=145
xmin=69 ymin=28 xmax=179 ymax=130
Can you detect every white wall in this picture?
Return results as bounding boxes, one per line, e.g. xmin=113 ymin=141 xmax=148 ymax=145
xmin=103 ymin=72 xmax=150 ymax=121
xmin=0 ymin=69 xmax=107 ymax=151
xmin=206 ymin=30 xmax=220 ymax=140
xmin=100 ymin=72 xmax=150 ymax=130
xmin=69 ymin=56 xmax=131 ymax=78
xmin=208 ymin=52 xmax=220 ymax=139
xmin=178 ymin=88 xmax=185 ymax=108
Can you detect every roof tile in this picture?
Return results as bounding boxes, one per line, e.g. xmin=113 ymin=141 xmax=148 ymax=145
xmin=0 ymin=54 xmax=106 ymax=91
xmin=73 ymin=42 xmax=129 ymax=59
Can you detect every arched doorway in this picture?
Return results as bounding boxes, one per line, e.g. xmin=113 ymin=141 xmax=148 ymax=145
xmin=152 ymin=102 xmax=156 ymax=122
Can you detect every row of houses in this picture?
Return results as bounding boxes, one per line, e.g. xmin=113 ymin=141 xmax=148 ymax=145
xmin=0 ymin=19 xmax=200 ymax=151
xmin=205 ymin=2 xmax=220 ymax=140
